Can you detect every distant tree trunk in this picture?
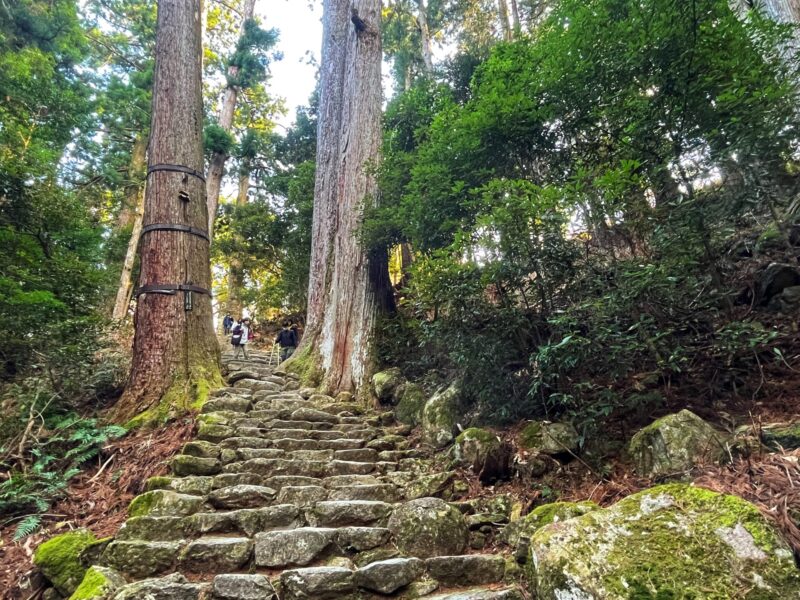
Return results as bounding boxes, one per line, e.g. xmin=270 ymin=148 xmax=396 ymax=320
xmin=112 ymin=193 xmax=144 ymax=321
xmin=116 ymin=134 xmax=148 ymax=230
xmin=417 ymin=0 xmax=434 ymax=73
xmin=226 ymin=168 xmax=250 ymax=319
xmin=509 ymin=0 xmax=521 ymax=33
xmin=497 ymin=0 xmax=513 ymax=41
xmin=292 ymin=0 xmax=390 ymax=396
xmin=112 ymin=133 xmax=148 ymax=321
xmin=206 ymin=0 xmax=257 ymax=236
xmin=115 ymin=0 xmax=221 ymax=424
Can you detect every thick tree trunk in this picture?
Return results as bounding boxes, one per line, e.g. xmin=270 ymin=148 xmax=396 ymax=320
xmin=226 ymin=169 xmax=250 ymax=319
xmin=115 ymin=0 xmax=221 ymax=424
xmin=112 ymin=133 xmax=148 ymax=321
xmin=497 ymin=0 xmax=513 ymax=41
xmin=206 ymin=0 xmax=257 ymax=235
xmin=293 ymin=0 xmax=388 ymax=396
xmin=417 ymin=0 xmax=434 ymax=73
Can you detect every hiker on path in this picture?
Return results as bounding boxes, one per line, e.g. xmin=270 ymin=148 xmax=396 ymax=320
xmin=232 ymin=317 xmax=252 ymax=360
xmin=275 ymin=321 xmax=297 ymax=362
xmin=222 ymin=313 xmax=233 ymax=335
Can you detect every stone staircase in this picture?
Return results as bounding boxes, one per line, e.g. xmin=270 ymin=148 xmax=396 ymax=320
xmin=92 ymin=350 xmax=524 ymax=599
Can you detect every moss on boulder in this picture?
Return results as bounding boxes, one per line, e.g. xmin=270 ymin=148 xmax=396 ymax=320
xmin=501 ymin=501 xmax=599 ymax=548
xmin=529 ymin=484 xmax=800 ymax=599
xmin=388 ymin=497 xmax=468 ymax=558
xmin=454 ymin=427 xmax=512 ymax=483
xmin=629 ymin=409 xmax=728 ymax=478
xmin=372 ymin=368 xmax=405 ymax=404
xmin=68 ymin=566 xmax=126 ymax=600
xmin=421 ymin=382 xmax=461 ymax=448
xmin=519 ymin=421 xmax=579 ymax=455
xmin=760 ymin=422 xmax=800 ymax=450
xmin=34 ymin=529 xmax=97 ymax=596
xmin=128 ymin=490 xmax=205 ymax=518
xmin=395 ymin=382 xmax=427 ymax=427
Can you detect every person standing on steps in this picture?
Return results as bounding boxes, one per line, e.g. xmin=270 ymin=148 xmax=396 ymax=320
xmin=232 ymin=317 xmax=251 ymax=360
xmin=222 ymin=313 xmax=233 ymax=336
xmin=275 ymin=320 xmax=297 ymax=362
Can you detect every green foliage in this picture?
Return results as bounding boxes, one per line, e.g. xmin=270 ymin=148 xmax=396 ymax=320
xmin=204 ymin=121 xmax=237 ymax=156
xmin=371 ymin=0 xmax=800 ymax=430
xmin=227 ymin=19 xmax=279 ymax=89
xmin=213 ymin=100 xmax=316 ymax=316
xmin=0 ymin=406 xmax=126 ymax=538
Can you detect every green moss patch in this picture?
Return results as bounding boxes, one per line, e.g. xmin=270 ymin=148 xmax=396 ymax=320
xmin=34 ymin=529 xmax=97 ymax=596
xmin=530 ymin=484 xmax=800 ymax=599
xmin=69 ymin=566 xmax=126 ymax=600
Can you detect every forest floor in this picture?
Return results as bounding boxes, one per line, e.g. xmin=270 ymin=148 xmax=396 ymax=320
xmin=1 ymin=421 xmax=194 ymax=597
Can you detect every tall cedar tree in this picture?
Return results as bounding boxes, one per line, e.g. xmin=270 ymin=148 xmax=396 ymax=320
xmin=115 ymin=0 xmax=221 ymax=423
xmin=291 ymin=0 xmax=393 ymax=395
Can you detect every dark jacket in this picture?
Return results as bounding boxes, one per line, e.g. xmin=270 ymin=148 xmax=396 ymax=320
xmin=276 ymin=329 xmax=297 ymax=348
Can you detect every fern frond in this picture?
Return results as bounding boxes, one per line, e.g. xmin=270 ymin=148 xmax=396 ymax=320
xmin=14 ymin=515 xmax=41 ymax=541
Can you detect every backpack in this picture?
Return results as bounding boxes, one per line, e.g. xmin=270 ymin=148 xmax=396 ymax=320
xmin=231 ymin=325 xmax=243 ymax=345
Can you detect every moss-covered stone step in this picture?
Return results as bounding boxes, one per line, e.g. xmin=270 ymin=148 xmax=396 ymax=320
xmin=231 ymin=427 xmax=378 ymax=441
xmin=221 ymin=458 xmax=390 ymax=478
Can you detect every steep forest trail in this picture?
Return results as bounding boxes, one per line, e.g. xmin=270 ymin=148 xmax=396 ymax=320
xmin=87 ymin=349 xmax=524 ymax=599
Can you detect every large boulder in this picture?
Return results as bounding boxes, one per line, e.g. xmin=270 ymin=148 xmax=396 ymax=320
xmin=421 ymin=382 xmax=461 ymax=448
xmin=757 ymin=263 xmax=800 ymax=305
xmin=395 ymin=383 xmax=427 ymax=427
xmin=34 ymin=529 xmax=97 ymax=596
xmin=529 ymin=484 xmax=800 ymax=599
xmin=372 ymin=368 xmax=406 ymax=404
xmin=518 ymin=421 xmax=579 ymax=456
xmin=500 ymin=500 xmax=599 ymax=548
xmin=454 ymin=428 xmax=512 ymax=483
xmin=387 ymin=497 xmax=468 ymax=558
xmin=629 ymin=409 xmax=728 ymax=478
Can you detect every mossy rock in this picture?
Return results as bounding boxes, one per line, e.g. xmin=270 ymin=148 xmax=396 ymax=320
xmin=454 ymin=427 xmax=512 ymax=483
xmin=388 ymin=497 xmax=468 ymax=558
xmin=421 ymin=382 xmax=461 ymax=448
xmin=395 ymin=383 xmax=426 ymax=427
xmin=760 ymin=422 xmax=800 ymax=450
xmin=529 ymin=484 xmax=800 ymax=599
xmin=34 ymin=529 xmax=97 ymax=596
xmin=372 ymin=368 xmax=406 ymax=405
xmin=500 ymin=501 xmax=599 ymax=548
xmin=519 ymin=421 xmax=579 ymax=455
xmin=629 ymin=409 xmax=728 ymax=478
xmin=68 ymin=566 xmax=126 ymax=600
xmin=128 ymin=490 xmax=205 ymax=518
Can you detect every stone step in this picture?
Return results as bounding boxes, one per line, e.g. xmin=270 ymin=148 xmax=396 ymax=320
xmin=222 ymin=457 xmax=389 ymax=479
xmin=328 ymin=483 xmax=401 ymax=502
xmin=305 ymin=500 xmax=393 ymax=527
xmin=219 ymin=436 xmax=366 ymax=451
xmin=233 ymin=427 xmax=377 ymax=441
xmin=422 ymin=587 xmax=524 ymax=600
xmin=254 ymin=527 xmax=390 ymax=569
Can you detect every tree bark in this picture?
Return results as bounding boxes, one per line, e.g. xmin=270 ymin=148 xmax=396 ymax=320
xmin=112 ymin=190 xmax=144 ymax=321
xmin=509 ymin=0 xmax=521 ymax=33
xmin=417 ymin=0 xmax=434 ymax=73
xmin=115 ymin=0 xmax=221 ymax=424
xmin=497 ymin=0 xmax=513 ymax=41
xmin=206 ymin=0 xmax=257 ymax=236
xmin=112 ymin=133 xmax=148 ymax=321
xmin=293 ymin=0 xmax=388 ymax=396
